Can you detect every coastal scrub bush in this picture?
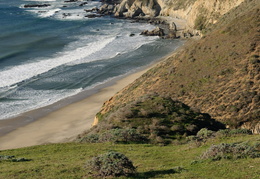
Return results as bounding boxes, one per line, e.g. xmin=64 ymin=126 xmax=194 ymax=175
xmin=98 ymin=128 xmax=147 ymax=143
xmin=85 ymin=151 xmax=136 ymax=178
xmin=79 ymin=128 xmax=148 ymax=144
xmin=196 ymin=128 xmax=214 ymax=138
xmin=200 ymin=142 xmax=260 ymax=160
xmin=216 ymin=128 xmax=252 ymax=137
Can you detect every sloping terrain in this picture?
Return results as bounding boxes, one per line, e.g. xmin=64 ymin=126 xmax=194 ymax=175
xmin=95 ymin=0 xmax=260 ymax=133
xmin=113 ymin=0 xmax=245 ymax=30
xmin=1 ymin=134 xmax=259 ymax=178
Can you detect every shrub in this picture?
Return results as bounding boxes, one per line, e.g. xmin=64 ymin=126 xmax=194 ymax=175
xmin=216 ymin=128 xmax=252 ymax=137
xmin=194 ymin=15 xmax=207 ymax=30
xmin=85 ymin=151 xmax=136 ymax=178
xmin=201 ymin=143 xmax=260 ymax=160
xmin=79 ymin=134 xmax=99 ymax=143
xmin=196 ymin=128 xmax=214 ymax=138
xmin=79 ymin=128 xmax=148 ymax=144
xmin=99 ymin=128 xmax=148 ymax=143
xmin=229 ymin=129 xmax=252 ymax=135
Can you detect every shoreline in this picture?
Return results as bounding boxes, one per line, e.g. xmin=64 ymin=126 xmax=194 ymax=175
xmin=0 ymin=5 xmax=188 ymax=150
xmin=0 ymin=58 xmax=166 ymax=150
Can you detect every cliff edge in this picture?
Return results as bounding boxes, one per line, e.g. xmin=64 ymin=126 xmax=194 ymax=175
xmin=112 ymin=0 xmax=245 ymax=33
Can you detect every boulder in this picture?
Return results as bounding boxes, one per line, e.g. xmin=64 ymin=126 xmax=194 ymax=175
xmin=64 ymin=0 xmax=78 ymax=2
xmin=24 ymin=4 xmax=50 ymax=8
xmin=85 ymin=7 xmax=98 ymax=13
xmin=140 ymin=27 xmax=165 ymax=36
xmin=166 ymin=30 xmax=177 ymax=39
xmin=99 ymin=3 xmax=115 ymax=15
xmin=85 ymin=14 xmax=102 ymax=18
xmin=79 ymin=2 xmax=88 ymax=6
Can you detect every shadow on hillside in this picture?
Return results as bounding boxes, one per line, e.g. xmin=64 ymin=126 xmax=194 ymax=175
xmin=129 ymin=169 xmax=178 ymax=178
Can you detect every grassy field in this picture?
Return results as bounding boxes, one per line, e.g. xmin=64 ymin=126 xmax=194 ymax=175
xmin=0 ymin=134 xmax=259 ymax=178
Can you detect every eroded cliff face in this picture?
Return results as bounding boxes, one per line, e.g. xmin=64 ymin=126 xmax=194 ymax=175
xmin=114 ymin=0 xmax=245 ymax=30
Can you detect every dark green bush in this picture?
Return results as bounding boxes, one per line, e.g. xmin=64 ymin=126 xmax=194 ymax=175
xmin=196 ymin=128 xmax=214 ymax=138
xmin=201 ymin=142 xmax=260 ymax=160
xmin=216 ymin=129 xmax=252 ymax=137
xmin=85 ymin=151 xmax=136 ymax=178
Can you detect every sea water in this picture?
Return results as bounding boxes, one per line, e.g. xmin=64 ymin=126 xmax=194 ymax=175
xmin=0 ymin=0 xmax=183 ymax=120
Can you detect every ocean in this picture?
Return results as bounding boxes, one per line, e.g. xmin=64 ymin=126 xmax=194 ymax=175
xmin=0 ymin=0 xmax=183 ymax=120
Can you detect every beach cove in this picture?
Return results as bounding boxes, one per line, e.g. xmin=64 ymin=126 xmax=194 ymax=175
xmin=0 ymin=66 xmax=152 ymax=150
xmin=0 ymin=0 xmax=185 ymax=150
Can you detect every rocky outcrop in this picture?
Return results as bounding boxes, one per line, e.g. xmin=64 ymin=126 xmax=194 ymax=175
xmin=24 ymin=4 xmax=50 ymax=8
xmin=114 ymin=0 xmax=161 ymax=18
xmin=140 ymin=27 xmax=165 ymax=36
xmin=113 ymin=0 xmax=245 ymax=30
xmin=85 ymin=14 xmax=103 ymax=18
xmin=241 ymin=122 xmax=260 ymax=134
xmin=99 ymin=4 xmax=115 ymax=15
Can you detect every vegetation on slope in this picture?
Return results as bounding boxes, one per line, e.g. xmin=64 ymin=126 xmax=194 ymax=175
xmin=80 ymin=94 xmax=224 ymax=144
xmin=96 ymin=0 xmax=260 ymax=131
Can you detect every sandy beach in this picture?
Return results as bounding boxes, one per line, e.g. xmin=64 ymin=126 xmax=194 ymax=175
xmin=0 ymin=68 xmax=150 ymax=150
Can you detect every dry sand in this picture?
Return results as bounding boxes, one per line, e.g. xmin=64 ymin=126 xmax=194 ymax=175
xmin=0 ymin=68 xmax=149 ymax=150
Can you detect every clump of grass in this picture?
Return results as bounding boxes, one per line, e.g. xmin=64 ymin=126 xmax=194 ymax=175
xmin=85 ymin=151 xmax=136 ymax=178
xmin=200 ymin=142 xmax=260 ymax=161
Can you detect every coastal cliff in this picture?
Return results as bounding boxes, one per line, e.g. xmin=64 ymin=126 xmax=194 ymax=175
xmin=93 ymin=0 xmax=259 ymax=134
xmin=112 ymin=0 xmax=245 ymax=31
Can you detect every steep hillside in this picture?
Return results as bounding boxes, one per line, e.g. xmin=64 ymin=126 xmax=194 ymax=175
xmin=95 ymin=0 xmax=260 ymax=133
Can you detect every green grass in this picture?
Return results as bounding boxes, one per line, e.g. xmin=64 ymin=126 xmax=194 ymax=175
xmin=0 ymin=135 xmax=259 ymax=178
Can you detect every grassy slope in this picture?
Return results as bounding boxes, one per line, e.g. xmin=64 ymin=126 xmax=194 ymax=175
xmin=97 ymin=0 xmax=260 ymax=128
xmin=0 ymin=134 xmax=259 ymax=178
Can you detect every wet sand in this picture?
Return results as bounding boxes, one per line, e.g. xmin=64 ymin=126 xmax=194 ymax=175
xmin=0 ymin=68 xmax=149 ymax=150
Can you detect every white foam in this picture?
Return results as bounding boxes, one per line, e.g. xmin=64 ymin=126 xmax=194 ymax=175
xmin=69 ymin=25 xmax=158 ymax=65
xmin=27 ymin=8 xmax=61 ymax=17
xmin=0 ymin=36 xmax=115 ymax=88
xmin=0 ymin=88 xmax=83 ymax=120
xmin=54 ymin=8 xmax=87 ymax=20
xmin=21 ymin=0 xmax=102 ymax=20
xmin=23 ymin=0 xmax=56 ymax=2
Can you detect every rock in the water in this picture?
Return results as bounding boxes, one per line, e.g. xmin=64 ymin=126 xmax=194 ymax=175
xmin=79 ymin=2 xmax=88 ymax=6
xmin=140 ymin=27 xmax=165 ymax=36
xmin=64 ymin=0 xmax=78 ymax=2
xmin=166 ymin=30 xmax=177 ymax=39
xmin=24 ymin=4 xmax=50 ymax=8
xmin=85 ymin=14 xmax=102 ymax=18
xmin=84 ymin=7 xmax=98 ymax=13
